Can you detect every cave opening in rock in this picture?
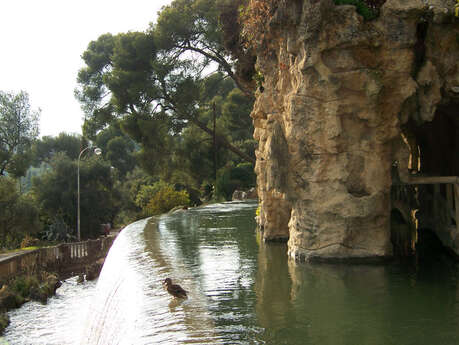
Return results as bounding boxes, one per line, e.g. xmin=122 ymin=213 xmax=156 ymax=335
xmin=399 ymin=102 xmax=459 ymax=260
xmin=414 ymin=103 xmax=459 ymax=176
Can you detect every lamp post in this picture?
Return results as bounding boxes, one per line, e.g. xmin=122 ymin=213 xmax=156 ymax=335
xmin=77 ymin=146 xmax=102 ymax=242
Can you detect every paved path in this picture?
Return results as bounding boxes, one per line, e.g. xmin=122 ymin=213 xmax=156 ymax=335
xmin=0 ymin=230 xmax=122 ymax=264
xmin=0 ymin=249 xmax=35 ymax=262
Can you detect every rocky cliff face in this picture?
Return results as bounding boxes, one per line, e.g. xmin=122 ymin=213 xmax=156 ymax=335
xmin=250 ymin=0 xmax=459 ymax=261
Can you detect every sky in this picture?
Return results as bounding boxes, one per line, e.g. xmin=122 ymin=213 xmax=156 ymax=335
xmin=0 ymin=0 xmax=172 ymax=137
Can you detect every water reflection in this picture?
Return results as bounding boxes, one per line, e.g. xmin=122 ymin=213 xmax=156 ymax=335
xmin=5 ymin=201 xmax=459 ymax=345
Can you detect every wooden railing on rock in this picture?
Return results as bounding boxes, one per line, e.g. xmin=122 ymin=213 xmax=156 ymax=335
xmin=0 ymin=236 xmax=116 ymax=281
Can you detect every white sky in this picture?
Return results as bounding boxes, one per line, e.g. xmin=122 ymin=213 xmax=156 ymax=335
xmin=0 ymin=0 xmax=172 ymax=137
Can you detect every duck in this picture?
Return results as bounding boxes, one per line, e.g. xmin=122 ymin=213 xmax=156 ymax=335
xmin=163 ymin=278 xmax=187 ymax=298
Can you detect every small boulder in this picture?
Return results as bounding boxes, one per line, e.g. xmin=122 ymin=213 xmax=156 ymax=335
xmin=232 ymin=190 xmax=247 ymax=200
xmin=0 ymin=286 xmax=21 ymax=310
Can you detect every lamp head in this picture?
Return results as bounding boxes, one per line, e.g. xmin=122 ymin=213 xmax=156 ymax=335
xmin=94 ymin=148 xmax=102 ymax=155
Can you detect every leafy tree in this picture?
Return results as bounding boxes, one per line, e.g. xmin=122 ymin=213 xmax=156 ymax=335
xmin=92 ymin=124 xmax=137 ymax=177
xmin=0 ymin=177 xmax=41 ymax=248
xmin=75 ymin=0 xmax=259 ymax=209
xmin=113 ymin=167 xmax=158 ymax=225
xmin=76 ymin=28 xmax=254 ymax=171
xmin=153 ymin=0 xmax=255 ymax=95
xmin=31 ymin=133 xmax=83 ymax=164
xmin=135 ymin=182 xmax=166 ymax=209
xmin=32 ymin=152 xmax=118 ymax=239
xmin=0 ymin=90 xmax=40 ymax=177
xmin=172 ymin=75 xmax=255 ymax=187
xmin=220 ymin=88 xmax=254 ymax=141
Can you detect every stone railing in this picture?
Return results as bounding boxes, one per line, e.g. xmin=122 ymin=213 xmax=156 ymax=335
xmin=0 ymin=236 xmax=116 ymax=281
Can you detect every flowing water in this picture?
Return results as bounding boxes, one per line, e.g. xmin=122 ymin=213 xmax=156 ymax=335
xmin=3 ymin=201 xmax=459 ymax=344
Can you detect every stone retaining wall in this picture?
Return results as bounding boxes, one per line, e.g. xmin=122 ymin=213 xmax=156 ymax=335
xmin=0 ymin=236 xmax=116 ymax=281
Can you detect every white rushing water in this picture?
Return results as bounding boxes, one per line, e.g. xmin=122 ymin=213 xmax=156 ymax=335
xmin=1 ymin=276 xmax=97 ymax=345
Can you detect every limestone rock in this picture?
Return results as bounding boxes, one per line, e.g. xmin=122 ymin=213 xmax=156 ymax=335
xmin=232 ymin=190 xmax=247 ymax=200
xmin=0 ymin=285 xmax=20 ymax=310
xmin=85 ymin=258 xmax=105 ymax=281
xmin=232 ymin=187 xmax=258 ymax=200
xmin=246 ymin=0 xmax=459 ymax=261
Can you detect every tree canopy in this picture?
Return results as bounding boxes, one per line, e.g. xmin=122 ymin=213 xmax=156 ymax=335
xmin=31 ymin=132 xmax=83 ymax=164
xmin=0 ymin=90 xmax=40 ymax=177
xmin=32 ymin=152 xmax=118 ymax=239
xmin=76 ymin=28 xmax=254 ymax=173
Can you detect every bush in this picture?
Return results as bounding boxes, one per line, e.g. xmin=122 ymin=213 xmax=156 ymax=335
xmin=45 ymin=216 xmax=74 ymax=242
xmin=20 ymin=235 xmax=39 ymax=249
xmin=135 ymin=181 xmax=169 ymax=209
xmin=11 ymin=275 xmax=39 ymax=299
xmin=142 ymin=183 xmax=190 ymax=216
xmin=0 ymin=312 xmax=10 ymax=334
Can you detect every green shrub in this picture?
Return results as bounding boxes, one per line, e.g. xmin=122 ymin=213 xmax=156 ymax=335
xmin=334 ymin=0 xmax=379 ymax=20
xmin=11 ymin=275 xmax=39 ymax=299
xmin=0 ymin=312 xmax=10 ymax=334
xmin=135 ymin=181 xmax=169 ymax=209
xmin=143 ymin=184 xmax=190 ymax=215
xmin=45 ymin=216 xmax=74 ymax=242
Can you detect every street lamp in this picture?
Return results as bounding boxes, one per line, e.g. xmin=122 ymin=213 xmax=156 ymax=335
xmin=77 ymin=146 xmax=102 ymax=242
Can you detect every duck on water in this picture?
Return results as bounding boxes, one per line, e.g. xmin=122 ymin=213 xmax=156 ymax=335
xmin=163 ymin=278 xmax=187 ymax=299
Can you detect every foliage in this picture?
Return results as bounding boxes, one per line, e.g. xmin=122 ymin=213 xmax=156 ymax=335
xmin=71 ymin=0 xmax=260 ymax=225
xmin=20 ymin=235 xmax=39 ymax=249
xmin=172 ymin=76 xmax=255 ymax=188
xmin=136 ymin=180 xmax=191 ymax=215
xmin=0 ymin=177 xmax=41 ymax=249
xmin=333 ymin=0 xmax=381 ymax=20
xmin=44 ymin=216 xmax=74 ymax=242
xmin=20 ymin=162 xmax=50 ymax=193
xmin=3 ymin=273 xmax=60 ymax=310
xmin=238 ymin=0 xmax=278 ymax=50
xmin=253 ymin=70 xmax=265 ymax=90
xmin=0 ymin=90 xmax=40 ymax=177
xmin=11 ymin=275 xmax=40 ymax=300
xmin=144 ymin=183 xmax=190 ymax=215
xmin=31 ymin=133 xmax=83 ymax=164
xmin=111 ymin=167 xmax=158 ymax=226
xmin=95 ymin=125 xmax=137 ymax=178
xmin=32 ymin=152 xmax=117 ymax=239
xmin=0 ymin=312 xmax=9 ymax=334
xmin=153 ymin=0 xmax=249 ymax=93
xmin=135 ymin=181 xmax=168 ymax=209
xmin=76 ymin=2 xmax=255 ymax=179
xmin=215 ymin=162 xmax=256 ymax=200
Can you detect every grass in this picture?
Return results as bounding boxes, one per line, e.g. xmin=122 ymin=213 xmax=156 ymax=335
xmin=0 ymin=243 xmax=56 ymax=255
